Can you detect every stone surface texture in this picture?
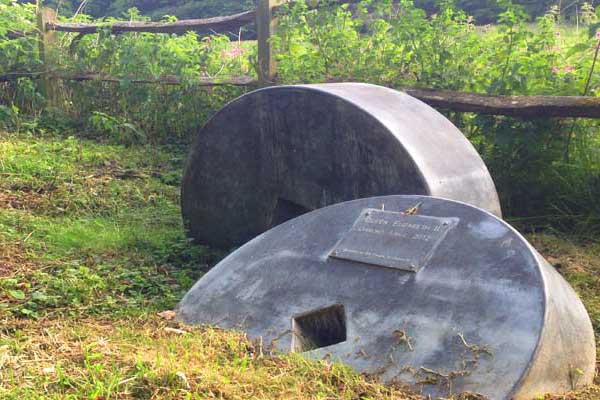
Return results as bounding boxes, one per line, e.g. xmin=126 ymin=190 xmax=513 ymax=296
xmin=181 ymin=83 xmax=501 ymax=249
xmin=178 ymin=195 xmax=595 ymax=400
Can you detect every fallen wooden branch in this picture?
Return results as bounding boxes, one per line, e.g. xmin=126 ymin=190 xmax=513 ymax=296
xmin=46 ymin=10 xmax=256 ymax=35
xmin=401 ymin=86 xmax=600 ymax=118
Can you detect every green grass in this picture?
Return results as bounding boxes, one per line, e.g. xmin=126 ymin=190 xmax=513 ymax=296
xmin=0 ymin=131 xmax=207 ymax=321
xmin=0 ymin=130 xmax=599 ymax=399
xmin=0 ymin=131 xmax=423 ymax=399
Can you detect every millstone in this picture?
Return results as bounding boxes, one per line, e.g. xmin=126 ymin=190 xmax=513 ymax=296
xmin=178 ymin=195 xmax=595 ymax=399
xmin=181 ymin=83 xmax=501 ymax=249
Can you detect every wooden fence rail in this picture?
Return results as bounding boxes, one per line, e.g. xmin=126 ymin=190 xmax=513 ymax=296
xmin=47 ymin=10 xmax=256 ymax=35
xmin=54 ymin=72 xmax=257 ymax=86
xmin=3 ymin=70 xmax=600 ymax=118
xmin=7 ymin=30 xmax=29 ymax=40
xmin=2 ymin=0 xmax=600 ymax=119
xmin=0 ymin=72 xmax=45 ymax=82
xmin=42 ymin=0 xmax=362 ymax=36
xmin=0 ymin=71 xmax=256 ymax=86
xmin=400 ymin=88 xmax=600 ymax=118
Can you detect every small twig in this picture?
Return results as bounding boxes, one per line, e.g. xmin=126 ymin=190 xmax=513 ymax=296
xmin=258 ymin=336 xmax=264 ymax=357
xmin=118 ymin=376 xmax=136 ymax=386
xmin=583 ymin=40 xmax=600 ymax=97
xmin=22 ymin=231 xmax=35 ymax=243
xmin=402 ymin=202 xmax=422 ymax=216
xmin=270 ymin=329 xmax=292 ymax=352
xmin=393 ymin=329 xmax=414 ymax=351
xmin=457 ymin=333 xmax=493 ymax=357
xmin=419 ymin=366 xmax=449 ymax=378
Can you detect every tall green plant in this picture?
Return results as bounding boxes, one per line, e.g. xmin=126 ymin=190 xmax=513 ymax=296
xmin=3 ymin=0 xmax=600 ymax=234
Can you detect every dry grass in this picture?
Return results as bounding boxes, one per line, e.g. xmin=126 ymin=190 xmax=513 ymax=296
xmin=0 ymin=315 xmax=424 ymax=399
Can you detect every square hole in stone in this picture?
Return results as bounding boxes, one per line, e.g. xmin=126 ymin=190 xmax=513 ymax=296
xmin=292 ymin=304 xmax=347 ymax=352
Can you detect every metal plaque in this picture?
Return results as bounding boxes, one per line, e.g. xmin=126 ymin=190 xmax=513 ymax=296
xmin=330 ymin=209 xmax=457 ymax=272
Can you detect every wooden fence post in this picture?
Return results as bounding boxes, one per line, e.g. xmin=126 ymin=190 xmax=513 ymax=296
xmin=256 ymin=0 xmax=283 ymax=85
xmin=37 ymin=5 xmax=59 ymax=106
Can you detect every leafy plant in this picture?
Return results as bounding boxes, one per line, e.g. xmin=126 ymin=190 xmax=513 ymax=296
xmin=2 ymin=0 xmax=600 ymax=232
xmin=88 ymin=111 xmax=146 ymax=145
xmin=273 ymin=0 xmax=600 ymax=234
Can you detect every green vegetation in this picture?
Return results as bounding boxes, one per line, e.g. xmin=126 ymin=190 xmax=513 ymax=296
xmin=0 ymin=131 xmax=422 ymax=399
xmin=0 ymin=132 xmax=203 ymax=318
xmin=19 ymin=0 xmax=589 ymax=24
xmin=3 ymin=0 xmax=600 ymax=233
xmin=1 ymin=131 xmax=600 ymax=399
xmin=2 ymin=1 xmax=600 ymax=397
xmin=272 ymin=0 xmax=600 ymax=234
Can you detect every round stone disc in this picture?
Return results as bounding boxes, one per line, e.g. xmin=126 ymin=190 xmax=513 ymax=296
xmin=182 ymin=83 xmax=501 ymax=249
xmin=178 ymin=195 xmax=595 ymax=399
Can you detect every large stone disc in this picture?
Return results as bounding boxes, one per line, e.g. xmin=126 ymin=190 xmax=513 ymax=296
xmin=178 ymin=195 xmax=595 ymax=399
xmin=182 ymin=83 xmax=501 ymax=249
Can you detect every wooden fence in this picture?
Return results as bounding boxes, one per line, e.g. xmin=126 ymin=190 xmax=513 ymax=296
xmin=3 ymin=0 xmax=600 ymax=118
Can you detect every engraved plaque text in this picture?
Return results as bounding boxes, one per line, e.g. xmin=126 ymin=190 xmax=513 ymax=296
xmin=329 ymin=209 xmax=457 ymax=272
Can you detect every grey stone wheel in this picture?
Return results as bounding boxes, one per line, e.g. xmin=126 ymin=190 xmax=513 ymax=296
xmin=182 ymin=83 xmax=501 ymax=249
xmin=178 ymin=195 xmax=595 ymax=399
